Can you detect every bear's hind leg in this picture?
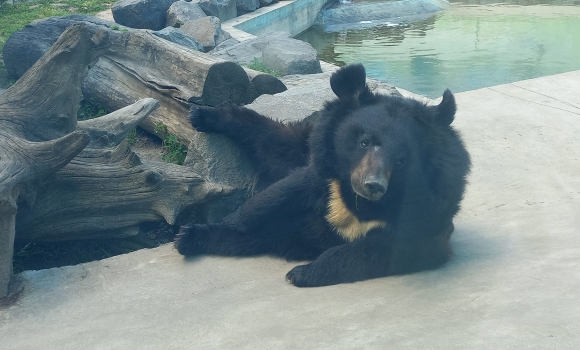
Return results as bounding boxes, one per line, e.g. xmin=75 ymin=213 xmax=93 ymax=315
xmin=174 ymin=223 xmax=269 ymax=257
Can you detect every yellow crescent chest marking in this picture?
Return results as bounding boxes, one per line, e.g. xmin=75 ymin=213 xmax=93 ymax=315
xmin=325 ymin=180 xmax=387 ymax=242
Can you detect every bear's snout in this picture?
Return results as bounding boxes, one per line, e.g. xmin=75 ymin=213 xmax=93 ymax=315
xmin=363 ymin=175 xmax=388 ymax=199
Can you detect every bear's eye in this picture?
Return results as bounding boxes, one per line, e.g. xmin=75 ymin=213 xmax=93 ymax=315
xmin=360 ymin=141 xmax=369 ymax=149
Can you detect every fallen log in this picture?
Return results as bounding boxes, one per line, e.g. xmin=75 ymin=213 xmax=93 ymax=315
xmin=3 ymin=15 xmax=287 ymax=145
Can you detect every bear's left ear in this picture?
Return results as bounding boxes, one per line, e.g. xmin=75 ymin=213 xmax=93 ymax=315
xmin=330 ymin=63 xmax=369 ymax=101
xmin=433 ymin=89 xmax=456 ymax=126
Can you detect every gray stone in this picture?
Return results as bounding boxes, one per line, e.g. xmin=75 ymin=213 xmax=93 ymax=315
xmin=112 ymin=0 xmax=179 ymax=30
xmin=245 ymin=68 xmax=287 ymax=102
xmin=152 ymin=27 xmax=205 ymax=52
xmin=198 ymin=0 xmax=237 ymax=21
xmin=261 ymin=38 xmax=322 ymax=76
xmin=235 ymin=0 xmax=259 ymax=14
xmin=180 ymin=16 xmax=230 ymax=51
xmin=208 ymin=38 xmax=240 ymax=53
xmin=247 ymin=71 xmax=401 ymax=123
xmin=210 ymin=31 xmax=290 ymax=65
xmin=166 ymin=0 xmax=207 ymax=28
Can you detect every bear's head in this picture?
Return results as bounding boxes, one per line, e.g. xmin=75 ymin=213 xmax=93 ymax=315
xmin=310 ymin=64 xmax=459 ymax=203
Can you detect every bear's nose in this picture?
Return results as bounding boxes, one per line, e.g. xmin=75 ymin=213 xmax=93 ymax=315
xmin=364 ymin=176 xmax=388 ymax=196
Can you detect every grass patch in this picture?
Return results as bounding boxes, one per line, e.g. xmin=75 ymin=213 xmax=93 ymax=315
xmin=154 ymin=122 xmax=188 ymax=165
xmin=246 ymin=57 xmax=281 ymax=77
xmin=126 ymin=127 xmax=140 ymax=145
xmin=77 ymin=99 xmax=107 ymax=120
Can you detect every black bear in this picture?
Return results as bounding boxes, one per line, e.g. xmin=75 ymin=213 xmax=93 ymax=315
xmin=175 ymin=64 xmax=471 ymax=287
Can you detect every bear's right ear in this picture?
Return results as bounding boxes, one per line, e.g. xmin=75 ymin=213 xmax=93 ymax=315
xmin=434 ymin=89 xmax=456 ymax=126
xmin=330 ymin=63 xmax=368 ymax=100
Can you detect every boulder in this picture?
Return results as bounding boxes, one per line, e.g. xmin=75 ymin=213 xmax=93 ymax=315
xmin=152 ymin=26 xmax=205 ymax=52
xmin=208 ymin=38 xmax=240 ymax=53
xmin=317 ymin=0 xmax=448 ymax=31
xmin=236 ymin=0 xmax=259 ymax=14
xmin=112 ymin=0 xmax=179 ymax=30
xmin=210 ymin=31 xmax=290 ymax=65
xmin=247 ymin=71 xmax=401 ymax=123
xmin=261 ymin=38 xmax=322 ymax=76
xmin=198 ymin=0 xmax=237 ymax=21
xmin=2 ymin=15 xmax=127 ymax=79
xmin=166 ymin=0 xmax=207 ymax=28
xmin=244 ymin=68 xmax=287 ymax=102
xmin=180 ymin=16 xmax=231 ymax=51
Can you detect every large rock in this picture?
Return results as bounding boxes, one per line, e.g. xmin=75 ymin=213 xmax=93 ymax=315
xmin=317 ymin=0 xmax=448 ymax=31
xmin=261 ymin=38 xmax=322 ymax=76
xmin=112 ymin=0 xmax=179 ymax=30
xmin=166 ymin=0 xmax=207 ymax=28
xmin=2 ymin=15 xmax=128 ymax=79
xmin=152 ymin=26 xmax=205 ymax=52
xmin=198 ymin=0 xmax=237 ymax=21
xmin=210 ymin=31 xmax=290 ymax=65
xmin=180 ymin=16 xmax=231 ymax=51
xmin=236 ymin=0 xmax=259 ymax=14
xmin=209 ymin=38 xmax=240 ymax=53
xmin=247 ymin=71 xmax=401 ymax=123
xmin=244 ymin=68 xmax=287 ymax=102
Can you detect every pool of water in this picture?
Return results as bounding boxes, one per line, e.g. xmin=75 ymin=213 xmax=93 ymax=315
xmin=298 ymin=0 xmax=580 ymax=98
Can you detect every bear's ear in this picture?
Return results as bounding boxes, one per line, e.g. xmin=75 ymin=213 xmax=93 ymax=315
xmin=434 ymin=89 xmax=456 ymax=126
xmin=330 ymin=63 xmax=368 ymax=100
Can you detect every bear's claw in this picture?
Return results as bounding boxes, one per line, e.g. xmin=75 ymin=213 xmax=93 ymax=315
xmin=286 ymin=264 xmax=318 ymax=288
xmin=174 ymin=224 xmax=209 ymax=256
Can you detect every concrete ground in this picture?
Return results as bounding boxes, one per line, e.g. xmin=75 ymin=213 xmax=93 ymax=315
xmin=1 ymin=71 xmax=580 ymax=349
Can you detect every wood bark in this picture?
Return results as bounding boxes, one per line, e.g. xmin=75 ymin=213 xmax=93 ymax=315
xmin=15 ymin=140 xmax=231 ymax=242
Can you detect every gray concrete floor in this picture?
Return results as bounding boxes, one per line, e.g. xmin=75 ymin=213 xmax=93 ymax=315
xmin=1 ymin=71 xmax=580 ymax=349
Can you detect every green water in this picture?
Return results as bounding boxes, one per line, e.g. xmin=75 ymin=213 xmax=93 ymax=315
xmin=298 ymin=0 xmax=580 ymax=98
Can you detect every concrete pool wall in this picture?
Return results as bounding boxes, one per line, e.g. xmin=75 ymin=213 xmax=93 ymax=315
xmin=222 ymin=0 xmax=330 ymax=41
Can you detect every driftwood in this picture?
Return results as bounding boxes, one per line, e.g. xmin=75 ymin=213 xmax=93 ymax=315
xmin=0 ymin=23 xmax=235 ymax=298
xmin=0 ymin=24 xmax=106 ymax=298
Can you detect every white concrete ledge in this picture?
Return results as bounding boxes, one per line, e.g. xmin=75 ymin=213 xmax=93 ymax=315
xmin=222 ymin=0 xmax=329 ymax=40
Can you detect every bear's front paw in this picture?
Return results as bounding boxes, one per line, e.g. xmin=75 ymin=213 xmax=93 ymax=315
xmin=286 ymin=263 xmax=327 ymax=288
xmin=174 ymin=223 xmax=210 ymax=256
xmin=188 ymin=105 xmax=222 ymax=133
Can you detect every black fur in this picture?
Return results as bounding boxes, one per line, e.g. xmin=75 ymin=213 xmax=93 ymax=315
xmin=176 ymin=64 xmax=471 ymax=287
